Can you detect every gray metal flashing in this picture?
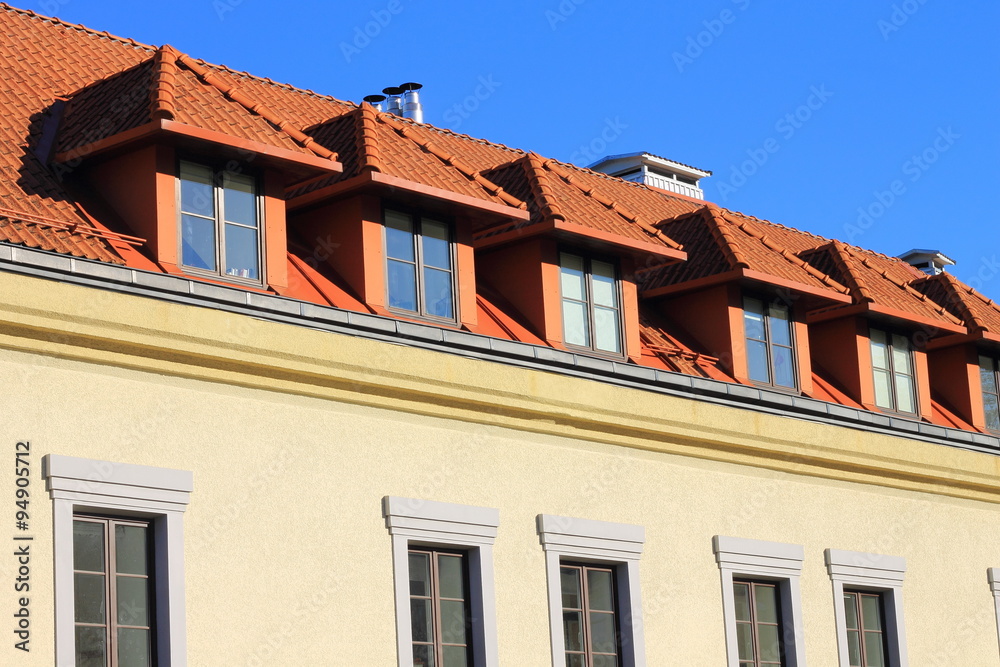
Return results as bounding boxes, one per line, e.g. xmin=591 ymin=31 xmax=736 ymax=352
xmin=2 ymin=243 xmax=999 ymax=457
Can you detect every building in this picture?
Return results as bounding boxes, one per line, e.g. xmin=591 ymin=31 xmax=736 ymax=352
xmin=1 ymin=5 xmax=999 ymax=666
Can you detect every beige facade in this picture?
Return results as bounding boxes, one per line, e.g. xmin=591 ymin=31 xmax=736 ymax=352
xmin=2 ymin=267 xmax=999 ymax=666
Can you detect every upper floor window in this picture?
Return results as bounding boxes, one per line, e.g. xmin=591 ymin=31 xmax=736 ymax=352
xmin=978 ymin=355 xmax=1000 ymax=431
xmin=842 ymin=591 xmax=888 ymax=667
xmin=869 ymin=328 xmax=917 ymax=414
xmin=560 ymin=252 xmax=622 ymax=355
xmin=73 ymin=516 xmax=154 ymax=667
xmin=409 ymin=548 xmax=472 ymax=667
xmin=384 ymin=210 xmax=456 ymax=321
xmin=734 ymin=580 xmax=784 ymax=667
xmin=561 ymin=562 xmax=620 ymax=666
xmin=179 ymin=161 xmax=261 ymax=282
xmin=743 ymin=297 xmax=796 ymax=389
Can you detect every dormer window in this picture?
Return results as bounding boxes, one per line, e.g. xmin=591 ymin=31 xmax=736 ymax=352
xmin=870 ymin=328 xmax=917 ymax=414
xmin=743 ymin=296 xmax=796 ymax=390
xmin=559 ymin=252 xmax=622 ymax=355
xmin=979 ymin=355 xmax=1000 ymax=431
xmin=179 ymin=161 xmax=262 ymax=283
xmin=384 ymin=209 xmax=456 ymax=321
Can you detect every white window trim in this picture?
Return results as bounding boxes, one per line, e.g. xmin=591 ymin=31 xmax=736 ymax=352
xmin=713 ymin=536 xmax=806 ymax=667
xmin=383 ymin=496 xmax=499 ymax=667
xmin=43 ymin=454 xmax=193 ymax=667
xmin=537 ymin=514 xmax=646 ymax=667
xmin=825 ymin=548 xmax=908 ymax=667
xmin=989 ymin=568 xmax=1000 ymax=658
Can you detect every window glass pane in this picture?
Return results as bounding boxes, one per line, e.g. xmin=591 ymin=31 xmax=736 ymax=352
xmin=409 ymin=552 xmax=431 ymax=597
xmin=440 ymin=599 xmax=468 ymax=644
xmin=593 ymin=306 xmax=621 ymax=354
xmin=560 ymin=254 xmax=586 ymax=301
xmin=861 ymin=595 xmax=882 ymax=632
xmin=754 ymin=584 xmax=778 ymax=624
xmin=115 ymin=525 xmax=148 ymax=576
xmin=591 ymin=261 xmax=617 ymax=308
xmin=412 ymin=643 xmax=434 ymax=667
xmin=116 ymin=576 xmax=149 ymax=626
xmin=385 ymin=211 xmax=415 ymax=261
xmin=222 ymin=174 xmax=256 ymax=227
xmin=423 ymin=267 xmax=454 ymax=319
xmin=586 ymin=569 xmax=615 ymax=612
xmin=224 ymin=225 xmax=260 ymax=280
xmin=873 ymin=369 xmax=893 ymax=408
xmin=870 ymin=330 xmax=890 ymax=369
xmin=438 ymin=554 xmax=465 ymax=600
xmin=566 ymin=654 xmax=586 ymax=667
xmin=847 ymin=630 xmax=862 ymax=666
xmin=75 ymin=625 xmax=107 ymax=667
xmin=772 ymin=346 xmax=796 ymax=388
xmin=891 ymin=334 xmax=912 ymax=374
xmin=410 ymin=598 xmax=433 ymax=643
xmin=181 ymin=214 xmax=217 ymax=271
xmin=768 ymin=303 xmax=792 ymax=346
xmin=980 ymin=356 xmax=998 ymax=393
xmin=735 ymin=622 xmax=754 ymax=661
xmin=747 ymin=339 xmax=770 ymax=384
xmin=984 ymin=393 xmax=1000 ymax=431
xmin=74 ymin=572 xmax=106 ymax=624
xmin=179 ymin=162 xmax=214 ymax=217
xmin=744 ymin=305 xmax=766 ymax=342
xmin=894 ymin=373 xmax=916 ymax=413
xmin=843 ymin=593 xmax=859 ymax=630
xmin=74 ymin=521 xmax=105 ymax=573
xmin=758 ymin=623 xmax=781 ymax=662
xmin=863 ymin=632 xmax=886 ymax=667
xmin=562 ymin=300 xmax=589 ymax=347
xmin=589 ymin=612 xmax=617 ymax=653
xmin=117 ymin=627 xmax=151 ymax=667
xmin=387 ymin=260 xmax=417 ymax=311
xmin=561 ymin=567 xmax=582 ymax=609
xmin=563 ymin=610 xmax=584 ymax=651
xmin=592 ymin=656 xmax=618 ymax=667
xmin=442 ymin=645 xmax=467 ymax=667
xmin=733 ymin=582 xmax=751 ymax=622
xmin=421 ymin=220 xmax=451 ymax=269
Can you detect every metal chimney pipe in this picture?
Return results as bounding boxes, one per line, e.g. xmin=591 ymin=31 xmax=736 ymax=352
xmin=382 ymin=86 xmax=403 ymax=116
xmin=400 ymin=82 xmax=424 ymax=123
xmin=362 ymin=94 xmax=386 ymax=112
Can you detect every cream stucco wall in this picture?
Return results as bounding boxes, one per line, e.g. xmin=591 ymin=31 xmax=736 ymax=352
xmin=1 ymin=270 xmax=999 ymax=666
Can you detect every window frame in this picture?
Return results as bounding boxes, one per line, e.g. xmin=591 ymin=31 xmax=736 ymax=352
xmin=978 ymin=354 xmax=1000 ymax=432
xmin=408 ymin=546 xmax=474 ymax=666
xmin=989 ymin=568 xmax=1000 ymax=658
xmin=383 ymin=496 xmax=499 ymax=667
xmin=382 ymin=207 xmax=459 ymax=324
xmin=713 ymin=536 xmax=806 ymax=667
xmin=825 ymin=549 xmax=908 ymax=667
xmin=560 ymin=561 xmax=622 ymax=666
xmin=44 ymin=454 xmax=192 ymax=667
xmin=537 ymin=514 xmax=646 ymax=667
xmin=176 ymin=158 xmax=265 ymax=286
xmin=842 ymin=589 xmax=890 ymax=667
xmin=868 ymin=327 xmax=919 ymax=415
xmin=558 ymin=250 xmax=626 ymax=358
xmin=742 ymin=295 xmax=798 ymax=391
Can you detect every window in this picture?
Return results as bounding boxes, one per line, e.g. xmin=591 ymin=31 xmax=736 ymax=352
xmin=179 ymin=161 xmax=262 ymax=282
xmin=409 ymin=548 xmax=472 ymax=667
xmin=869 ymin=328 xmax=917 ymax=413
xmin=743 ymin=297 xmax=796 ymax=389
xmin=44 ymin=455 xmax=193 ymax=667
xmin=383 ymin=497 xmax=499 ymax=667
xmin=825 ymin=549 xmax=908 ymax=667
xmin=384 ymin=210 xmax=456 ymax=321
xmin=979 ymin=355 xmax=1000 ymax=430
xmin=559 ymin=253 xmax=622 ymax=355
xmin=561 ymin=562 xmax=620 ymax=667
xmin=73 ymin=516 xmax=155 ymax=666
xmin=842 ymin=591 xmax=888 ymax=667
xmin=989 ymin=568 xmax=1000 ymax=655
xmin=713 ymin=536 xmax=805 ymax=667
xmin=537 ymin=514 xmax=646 ymax=667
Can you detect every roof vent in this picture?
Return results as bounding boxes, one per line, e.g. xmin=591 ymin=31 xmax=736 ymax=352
xmin=587 ymin=152 xmax=712 ymax=200
xmin=399 ymin=82 xmax=424 ymax=123
xmin=362 ymin=94 xmax=387 ymax=112
xmin=368 ymin=83 xmax=424 ymax=122
xmin=897 ymin=249 xmax=956 ymax=275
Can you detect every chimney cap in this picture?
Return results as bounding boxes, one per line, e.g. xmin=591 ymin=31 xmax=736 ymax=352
xmin=363 ymin=94 xmax=387 ymax=104
xmin=382 ymin=86 xmax=403 ymax=95
xmin=399 ymin=82 xmax=423 ymax=92
xmin=897 ymin=248 xmax=956 ymax=275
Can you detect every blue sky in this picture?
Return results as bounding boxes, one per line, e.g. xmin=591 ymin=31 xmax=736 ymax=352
xmin=41 ymin=0 xmax=1000 ymax=299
